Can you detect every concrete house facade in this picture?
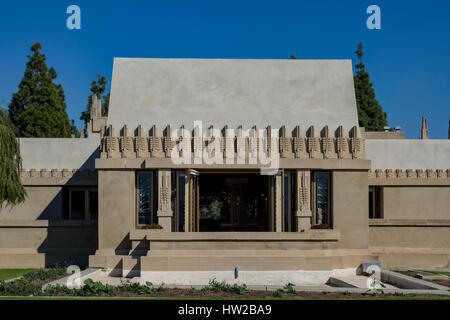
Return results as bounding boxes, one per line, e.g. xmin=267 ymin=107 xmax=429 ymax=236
xmin=1 ymin=58 xmax=449 ymax=282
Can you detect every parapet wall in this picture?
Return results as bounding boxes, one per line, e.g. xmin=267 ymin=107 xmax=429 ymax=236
xmin=366 ymin=139 xmax=450 ymax=170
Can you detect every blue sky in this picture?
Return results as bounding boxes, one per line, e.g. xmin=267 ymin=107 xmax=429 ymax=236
xmin=0 ymin=0 xmax=449 ymax=138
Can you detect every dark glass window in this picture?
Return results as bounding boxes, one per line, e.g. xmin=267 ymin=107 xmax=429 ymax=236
xmin=178 ymin=173 xmax=186 ymax=232
xmin=71 ymin=190 xmax=85 ymax=220
xmin=89 ymin=191 xmax=98 ymax=221
xmin=312 ymin=171 xmax=331 ymax=228
xmin=369 ymin=186 xmax=383 ymax=219
xmin=137 ymin=172 xmax=154 ymax=225
xmin=283 ymin=171 xmax=297 ymax=232
xmin=63 ymin=187 xmax=98 ymax=221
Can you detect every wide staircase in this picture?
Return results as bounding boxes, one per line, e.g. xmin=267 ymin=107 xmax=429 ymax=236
xmin=113 ymin=230 xmax=378 ymax=278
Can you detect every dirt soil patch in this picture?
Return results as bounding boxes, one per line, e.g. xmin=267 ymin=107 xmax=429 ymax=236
xmin=50 ymin=288 xmax=450 ymax=299
xmin=397 ymin=271 xmax=450 ymax=288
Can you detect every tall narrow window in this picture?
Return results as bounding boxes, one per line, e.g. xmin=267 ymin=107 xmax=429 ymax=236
xmin=171 ymin=171 xmax=186 ymax=232
xmin=137 ymin=172 xmax=156 ymax=225
xmin=89 ymin=191 xmax=98 ymax=221
xmin=178 ymin=172 xmax=186 ymax=232
xmin=71 ymin=190 xmax=86 ymax=220
xmin=283 ymin=171 xmax=297 ymax=232
xmin=311 ymin=171 xmax=331 ymax=228
xmin=369 ymin=186 xmax=383 ymax=219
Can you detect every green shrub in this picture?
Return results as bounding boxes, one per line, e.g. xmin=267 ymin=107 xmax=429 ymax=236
xmin=233 ymin=283 xmax=249 ymax=295
xmin=273 ymin=289 xmax=284 ymax=298
xmin=203 ymin=279 xmax=232 ymax=293
xmin=283 ymin=283 xmax=297 ymax=294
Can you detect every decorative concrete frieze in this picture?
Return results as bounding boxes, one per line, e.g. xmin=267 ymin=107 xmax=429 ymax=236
xmin=320 ymin=126 xmax=337 ymax=159
xmin=336 ymin=126 xmax=352 ymax=159
xmin=293 ymin=126 xmax=307 ymax=159
xmin=279 ymin=126 xmax=292 ymax=159
xmin=163 ymin=125 xmax=175 ymax=158
xmin=19 ymin=169 xmax=97 ymax=185
xmin=395 ymin=169 xmax=406 ymax=179
xmin=436 ymin=169 xmax=445 ymax=179
xmin=119 ymin=125 xmax=136 ymax=158
xmin=101 ymin=125 xmax=120 ymax=158
xmin=426 ymin=169 xmax=437 ymax=179
xmin=416 ymin=169 xmax=426 ymax=179
xmin=98 ymin=124 xmax=365 ymax=161
xmin=350 ymin=126 xmax=365 ymax=159
xmin=30 ymin=169 xmax=39 ymax=178
xmin=149 ymin=125 xmax=164 ymax=158
xmin=135 ymin=125 xmax=150 ymax=158
xmin=375 ymin=169 xmax=383 ymax=178
xmin=370 ymin=169 xmax=450 ymax=181
xmin=406 ymin=169 xmax=416 ymax=178
xmin=307 ymin=126 xmax=321 ymax=159
xmin=40 ymin=169 xmax=50 ymax=178
xmin=386 ymin=169 xmax=395 ymax=179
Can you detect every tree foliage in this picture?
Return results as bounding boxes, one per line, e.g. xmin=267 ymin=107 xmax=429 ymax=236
xmin=0 ymin=109 xmax=26 ymax=208
xmin=80 ymin=74 xmax=110 ymax=128
xmin=354 ymin=42 xmax=388 ymax=131
xmin=8 ymin=43 xmax=74 ymax=137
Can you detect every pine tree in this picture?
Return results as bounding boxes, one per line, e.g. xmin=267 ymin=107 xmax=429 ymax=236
xmin=0 ymin=108 xmax=26 ymax=208
xmin=8 ymin=43 xmax=73 ymax=137
xmin=354 ymin=42 xmax=388 ymax=131
xmin=80 ymin=74 xmax=110 ymax=128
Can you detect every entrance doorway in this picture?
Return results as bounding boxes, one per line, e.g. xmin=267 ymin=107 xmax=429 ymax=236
xmin=190 ymin=172 xmax=270 ymax=232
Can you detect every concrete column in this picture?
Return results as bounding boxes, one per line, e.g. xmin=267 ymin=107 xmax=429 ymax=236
xmin=295 ymin=170 xmax=312 ymax=231
xmin=274 ymin=174 xmax=283 ymax=232
xmin=157 ymin=169 xmax=173 ymax=232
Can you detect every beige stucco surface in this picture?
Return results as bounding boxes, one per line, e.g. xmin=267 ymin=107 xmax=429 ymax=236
xmin=97 ymin=170 xmax=135 ymax=252
xmin=19 ymin=136 xmax=100 ymax=170
xmin=383 ymin=186 xmax=450 ymax=219
xmin=332 ymin=171 xmax=369 ymax=249
xmin=108 ymin=58 xmax=359 ymax=133
xmin=0 ymin=186 xmax=62 ymax=220
xmin=370 ymin=225 xmax=450 ymax=248
xmin=0 ymin=221 xmax=97 ymax=268
xmin=366 ymin=139 xmax=450 ymax=170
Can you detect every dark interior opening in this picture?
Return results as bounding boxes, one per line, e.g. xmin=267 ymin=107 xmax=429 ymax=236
xmin=199 ymin=173 xmax=269 ymax=231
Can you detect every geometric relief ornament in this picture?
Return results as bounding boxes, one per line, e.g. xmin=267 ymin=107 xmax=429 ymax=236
xmin=296 ymin=170 xmax=311 ymax=231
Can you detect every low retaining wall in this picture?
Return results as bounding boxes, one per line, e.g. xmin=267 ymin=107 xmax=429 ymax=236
xmin=369 ymin=219 xmax=450 ymax=269
xmin=0 ymin=220 xmax=98 ymax=268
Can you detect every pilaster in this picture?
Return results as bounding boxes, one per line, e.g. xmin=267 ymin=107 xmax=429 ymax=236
xmin=296 ymin=170 xmax=312 ymax=231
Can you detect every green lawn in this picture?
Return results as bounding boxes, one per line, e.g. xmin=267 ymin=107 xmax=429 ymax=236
xmin=420 ymin=270 xmax=450 ymax=277
xmin=0 ymin=269 xmax=37 ymax=281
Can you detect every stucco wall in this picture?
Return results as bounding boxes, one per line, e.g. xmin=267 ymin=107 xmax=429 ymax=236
xmin=0 ymin=221 xmax=97 ymax=268
xmin=19 ymin=136 xmax=100 ymax=170
xmin=370 ymin=224 xmax=450 ymax=248
xmin=97 ymin=170 xmax=136 ymax=253
xmin=332 ymin=170 xmax=369 ymax=249
xmin=366 ymin=139 xmax=450 ymax=170
xmin=0 ymin=186 xmax=62 ymax=220
xmin=383 ymin=186 xmax=450 ymax=219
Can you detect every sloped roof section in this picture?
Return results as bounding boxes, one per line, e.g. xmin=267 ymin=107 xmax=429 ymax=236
xmin=107 ymin=58 xmax=359 ymax=134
